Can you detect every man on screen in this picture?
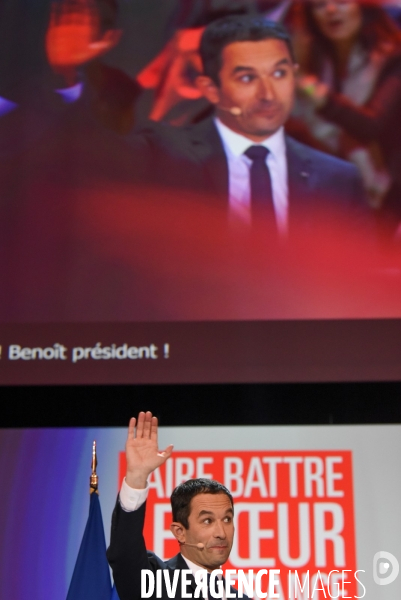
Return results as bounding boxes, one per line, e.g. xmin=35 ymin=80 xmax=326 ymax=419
xmin=107 ymin=411 xmax=248 ymax=600
xmin=128 ymin=15 xmax=366 ymax=237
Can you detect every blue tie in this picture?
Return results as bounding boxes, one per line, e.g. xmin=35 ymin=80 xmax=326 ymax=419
xmin=244 ymin=145 xmax=275 ymax=221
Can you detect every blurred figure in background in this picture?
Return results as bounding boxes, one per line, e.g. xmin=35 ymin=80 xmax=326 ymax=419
xmin=287 ymin=0 xmax=401 ymax=242
xmin=0 ymin=0 xmax=144 ymax=321
xmin=46 ymin=0 xmax=142 ymax=133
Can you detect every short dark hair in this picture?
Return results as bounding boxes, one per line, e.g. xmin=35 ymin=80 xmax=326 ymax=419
xmin=171 ymin=478 xmax=233 ymax=529
xmin=199 ymin=15 xmax=296 ymax=85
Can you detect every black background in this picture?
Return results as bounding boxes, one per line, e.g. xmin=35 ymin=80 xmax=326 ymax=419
xmin=2 ymin=381 xmax=401 ymax=427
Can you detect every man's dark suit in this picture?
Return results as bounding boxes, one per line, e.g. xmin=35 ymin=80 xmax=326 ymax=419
xmin=126 ymin=116 xmax=366 ymax=232
xmin=107 ymin=500 xmax=249 ymax=600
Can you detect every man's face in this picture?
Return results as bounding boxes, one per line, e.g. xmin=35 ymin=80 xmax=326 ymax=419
xmin=199 ymin=39 xmax=297 ymax=141
xmin=180 ymin=492 xmax=234 ymax=570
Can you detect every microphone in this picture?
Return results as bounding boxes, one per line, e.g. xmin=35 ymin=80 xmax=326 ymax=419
xmin=219 ymin=106 xmax=242 ymax=116
xmin=179 ymin=542 xmax=205 ymax=550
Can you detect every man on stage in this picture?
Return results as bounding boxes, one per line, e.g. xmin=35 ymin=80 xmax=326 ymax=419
xmin=107 ymin=411 xmax=246 ymax=600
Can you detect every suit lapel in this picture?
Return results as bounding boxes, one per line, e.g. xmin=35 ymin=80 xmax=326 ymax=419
xmin=165 ymin=553 xmax=185 ymax=570
xmin=168 ymin=554 xmax=199 ymax=596
xmin=187 ymin=118 xmax=229 ymax=204
xmin=286 ymin=135 xmax=313 ymax=208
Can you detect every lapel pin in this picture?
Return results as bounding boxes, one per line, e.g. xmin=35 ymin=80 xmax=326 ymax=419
xmin=300 ymin=171 xmax=310 ymax=179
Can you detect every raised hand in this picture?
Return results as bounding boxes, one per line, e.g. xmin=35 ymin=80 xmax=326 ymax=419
xmin=125 ymin=411 xmax=173 ymax=489
xmin=46 ymin=0 xmax=121 ymax=84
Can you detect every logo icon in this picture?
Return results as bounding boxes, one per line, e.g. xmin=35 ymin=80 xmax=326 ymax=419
xmin=373 ymin=551 xmax=400 ymax=586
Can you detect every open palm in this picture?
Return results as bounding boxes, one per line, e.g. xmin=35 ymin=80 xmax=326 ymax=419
xmin=46 ymin=0 xmax=121 ymax=70
xmin=125 ymin=412 xmax=173 ymax=488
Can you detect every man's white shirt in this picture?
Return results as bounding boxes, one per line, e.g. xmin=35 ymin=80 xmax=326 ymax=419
xmin=120 ymin=476 xmax=148 ymax=510
xmin=214 ymin=118 xmax=289 ymax=236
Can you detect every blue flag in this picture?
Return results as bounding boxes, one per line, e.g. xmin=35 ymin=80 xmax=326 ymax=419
xmin=66 ymin=492 xmax=112 ymax=600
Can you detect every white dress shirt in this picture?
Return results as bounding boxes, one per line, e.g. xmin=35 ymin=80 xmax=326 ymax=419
xmin=214 ymin=118 xmax=289 ymax=236
xmin=119 ymin=479 xmax=226 ymax=599
xmin=120 ymin=477 xmax=149 ymax=510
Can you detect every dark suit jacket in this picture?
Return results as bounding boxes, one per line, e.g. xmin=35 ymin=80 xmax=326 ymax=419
xmin=126 ymin=116 xmax=366 ymax=233
xmin=107 ymin=500 xmax=249 ymax=600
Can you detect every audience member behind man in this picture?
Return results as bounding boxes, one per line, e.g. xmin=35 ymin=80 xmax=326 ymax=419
xmin=290 ymin=0 xmax=401 ymax=242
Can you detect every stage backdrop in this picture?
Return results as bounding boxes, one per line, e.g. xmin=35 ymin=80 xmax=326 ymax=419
xmin=0 ymin=425 xmax=400 ymax=599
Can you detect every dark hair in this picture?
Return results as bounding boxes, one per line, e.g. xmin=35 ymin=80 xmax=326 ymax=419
xmin=291 ymin=1 xmax=401 ymax=76
xmin=170 ymin=478 xmax=233 ymax=529
xmin=199 ymin=15 xmax=296 ymax=84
